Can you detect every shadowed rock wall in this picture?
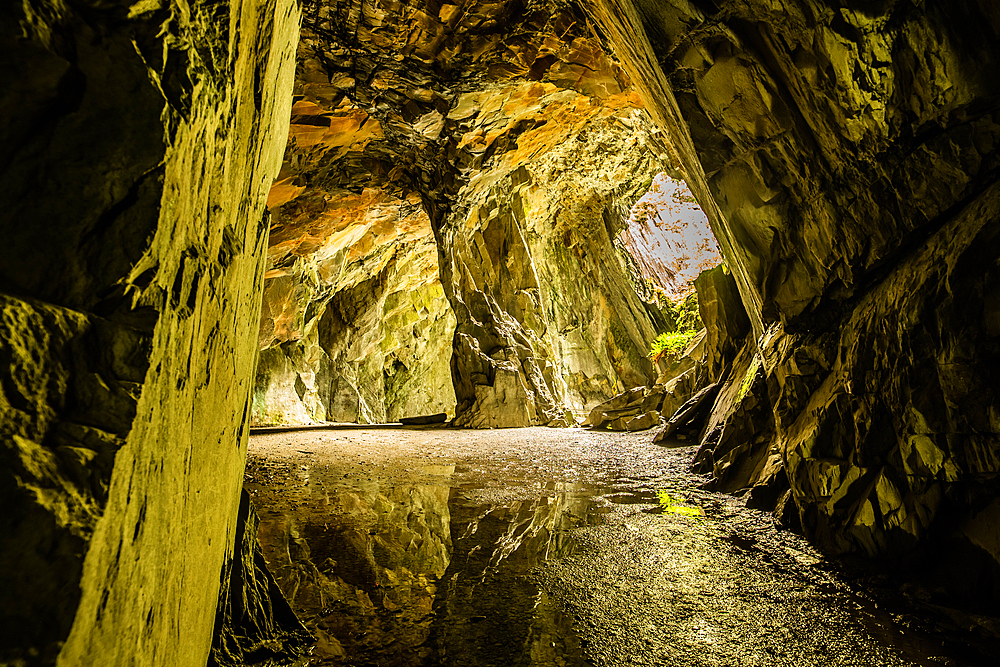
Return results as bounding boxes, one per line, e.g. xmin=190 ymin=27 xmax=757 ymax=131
xmin=0 ymin=0 xmax=302 ymax=664
xmin=586 ymin=0 xmax=1000 ymax=595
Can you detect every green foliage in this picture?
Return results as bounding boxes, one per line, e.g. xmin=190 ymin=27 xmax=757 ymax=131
xmin=668 ymin=292 xmax=702 ymax=332
xmin=649 ymin=292 xmax=703 ymax=363
xmin=650 ymin=330 xmax=699 ymax=363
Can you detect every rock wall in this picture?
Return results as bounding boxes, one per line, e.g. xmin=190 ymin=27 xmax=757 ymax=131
xmin=0 ymin=0 xmax=302 ymax=664
xmin=254 ymin=0 xmax=675 ymax=427
xmin=254 ymin=182 xmax=457 ymax=425
xmin=437 ymin=87 xmax=668 ymax=426
xmin=586 ymin=0 xmax=1000 ymax=594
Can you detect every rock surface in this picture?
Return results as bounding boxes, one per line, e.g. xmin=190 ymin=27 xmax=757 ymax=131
xmin=0 ymin=0 xmax=303 ymax=664
xmin=587 ymin=0 xmax=1000 ymax=596
xmin=254 ymin=186 xmax=457 ymax=425
xmin=254 ymin=0 xmax=676 ymax=427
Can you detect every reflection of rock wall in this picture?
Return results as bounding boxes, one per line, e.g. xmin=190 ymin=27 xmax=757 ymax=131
xmin=209 ymin=491 xmax=312 ymax=666
xmin=252 ymin=459 xmax=596 ymax=666
xmin=588 ymin=0 xmax=1000 ymax=596
xmin=434 ymin=483 xmax=593 ymax=664
xmin=0 ymin=0 xmax=301 ymax=663
xmin=256 ymin=476 xmax=453 ymax=665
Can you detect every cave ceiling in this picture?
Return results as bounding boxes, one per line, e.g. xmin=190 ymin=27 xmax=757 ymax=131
xmin=268 ymin=0 xmax=654 ymax=252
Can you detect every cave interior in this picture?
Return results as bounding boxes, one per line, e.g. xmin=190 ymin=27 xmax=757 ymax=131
xmin=1 ymin=0 xmax=999 ymax=664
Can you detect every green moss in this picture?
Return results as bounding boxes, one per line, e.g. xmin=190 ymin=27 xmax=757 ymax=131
xmin=736 ymin=354 xmax=761 ymax=402
xmin=656 ymin=490 xmax=705 ymax=518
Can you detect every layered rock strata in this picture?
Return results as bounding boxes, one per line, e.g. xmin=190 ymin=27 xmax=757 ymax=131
xmin=0 ymin=0 xmax=302 ymax=664
xmin=586 ymin=0 xmax=1000 ymax=596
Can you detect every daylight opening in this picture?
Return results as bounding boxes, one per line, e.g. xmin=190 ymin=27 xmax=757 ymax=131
xmin=618 ymin=172 xmax=722 ymax=302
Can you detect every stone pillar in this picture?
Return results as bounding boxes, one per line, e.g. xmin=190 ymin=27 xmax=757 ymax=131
xmin=0 ymin=0 xmax=300 ymax=663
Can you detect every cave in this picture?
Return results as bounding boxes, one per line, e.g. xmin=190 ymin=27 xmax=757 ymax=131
xmin=1 ymin=0 xmax=999 ymax=665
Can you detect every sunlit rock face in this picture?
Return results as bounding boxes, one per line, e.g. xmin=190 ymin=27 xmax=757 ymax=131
xmin=439 ymin=85 xmax=667 ymax=424
xmin=0 ymin=0 xmax=301 ymax=664
xmin=255 ymin=0 xmax=673 ymax=426
xmin=254 ymin=183 xmax=457 ymax=424
xmin=587 ymin=0 xmax=1000 ymax=596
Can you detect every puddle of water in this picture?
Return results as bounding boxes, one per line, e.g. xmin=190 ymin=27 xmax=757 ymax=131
xmin=247 ymin=429 xmax=1000 ymax=667
xmin=249 ymin=467 xmax=612 ymax=666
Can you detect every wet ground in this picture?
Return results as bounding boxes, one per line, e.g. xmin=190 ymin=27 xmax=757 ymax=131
xmin=246 ymin=427 xmax=1000 ymax=667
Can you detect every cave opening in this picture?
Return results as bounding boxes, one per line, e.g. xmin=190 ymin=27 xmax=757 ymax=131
xmin=2 ymin=0 xmax=1000 ymax=665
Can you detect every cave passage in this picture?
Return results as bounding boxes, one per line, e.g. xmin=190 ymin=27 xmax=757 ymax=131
xmin=253 ymin=161 xmax=722 ymax=431
xmin=247 ymin=427 xmax=999 ymax=667
xmin=4 ymin=0 xmax=1000 ymax=663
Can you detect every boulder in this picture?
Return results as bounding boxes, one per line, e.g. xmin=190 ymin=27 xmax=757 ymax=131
xmin=625 ymin=411 xmax=661 ymax=432
xmin=583 ymin=386 xmax=646 ymax=427
xmin=606 ymin=417 xmax=629 ymax=431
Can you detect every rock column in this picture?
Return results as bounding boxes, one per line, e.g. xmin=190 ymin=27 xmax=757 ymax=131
xmin=0 ymin=0 xmax=300 ymax=663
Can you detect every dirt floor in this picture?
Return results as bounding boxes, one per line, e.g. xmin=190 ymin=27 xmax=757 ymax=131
xmin=246 ymin=427 xmax=1000 ymax=667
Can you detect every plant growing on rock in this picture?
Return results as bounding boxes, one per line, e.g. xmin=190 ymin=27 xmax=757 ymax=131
xmin=650 ymin=329 xmax=700 ymax=363
xmin=649 ymin=291 xmax=703 ymax=363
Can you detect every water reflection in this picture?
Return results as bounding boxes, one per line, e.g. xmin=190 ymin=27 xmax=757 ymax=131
xmin=248 ymin=431 xmax=1000 ymax=667
xmin=250 ymin=466 xmax=596 ymax=666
